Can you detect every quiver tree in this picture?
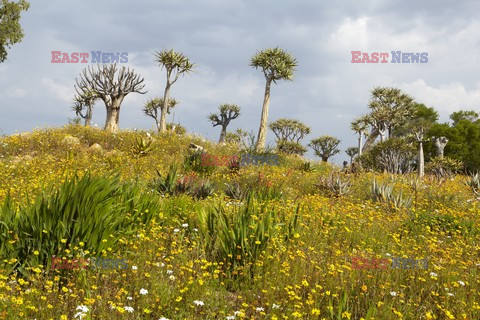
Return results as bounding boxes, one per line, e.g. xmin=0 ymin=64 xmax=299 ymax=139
xmin=309 ymin=135 xmax=341 ymax=162
xmin=432 ymin=136 xmax=449 ymax=158
xmin=143 ymin=97 xmax=179 ymax=132
xmin=250 ymin=47 xmax=297 ymax=151
xmin=155 ymin=49 xmax=194 ymax=133
xmin=345 ymin=147 xmax=358 ymax=164
xmin=362 ymin=87 xmax=415 ymax=151
xmin=72 ymin=89 xmax=98 ymax=126
xmin=208 ymin=104 xmax=240 ymax=143
xmin=350 ymin=115 xmax=369 ymax=157
xmin=408 ymin=104 xmax=438 ymax=177
xmin=0 ymin=0 xmax=29 ymax=62
xmin=269 ymin=118 xmax=310 ymax=155
xmin=75 ymin=64 xmax=146 ymax=132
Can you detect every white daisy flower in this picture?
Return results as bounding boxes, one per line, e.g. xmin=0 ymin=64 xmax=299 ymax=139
xmin=74 ymin=312 xmax=86 ymax=319
xmin=166 ymin=270 xmax=173 ymax=275
xmin=226 ymin=316 xmax=235 ymax=320
xmin=182 ymin=223 xmax=188 ymax=228
xmin=76 ymin=305 xmax=89 ymax=313
xmin=458 ymin=280 xmax=465 ymax=286
xmin=132 ymin=266 xmax=138 ymax=270
xmin=139 ymin=288 xmax=148 ymax=295
xmin=255 ymin=307 xmax=264 ymax=312
xmin=193 ymin=300 xmax=204 ymax=306
xmin=173 ymin=228 xmax=180 ymax=233
xmin=159 ymin=317 xmax=170 ymax=320
xmin=272 ymin=303 xmax=280 ymax=309
xmin=430 ymin=272 xmax=438 ymax=277
xmin=390 ymin=291 xmax=397 ymax=297
xmin=447 ymin=293 xmax=454 ymax=296
xmin=124 ymin=306 xmax=134 ymax=313
xmin=169 ymin=275 xmax=175 ymax=280
xmin=127 ymin=296 xmax=133 ymax=300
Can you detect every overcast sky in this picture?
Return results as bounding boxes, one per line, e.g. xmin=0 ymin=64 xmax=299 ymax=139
xmin=1 ymin=0 xmax=479 ymax=163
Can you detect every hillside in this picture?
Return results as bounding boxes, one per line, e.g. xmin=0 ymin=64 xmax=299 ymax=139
xmin=0 ymin=126 xmax=479 ymax=320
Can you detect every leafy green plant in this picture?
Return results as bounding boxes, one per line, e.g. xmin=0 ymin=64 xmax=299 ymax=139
xmin=316 ymin=172 xmax=351 ymax=197
xmin=299 ymin=161 xmax=314 ymax=172
xmin=150 ymin=164 xmax=178 ymax=196
xmin=224 ymin=182 xmax=248 ymax=200
xmin=371 ymin=178 xmax=412 ymax=210
xmin=132 ymin=134 xmax=154 ymax=156
xmin=466 ymin=172 xmax=480 ymax=196
xmin=0 ymin=173 xmax=160 ymax=276
xmin=204 ymin=193 xmax=301 ymax=279
xmin=190 ymin=179 xmax=215 ymax=200
xmin=183 ymin=151 xmax=215 ymax=175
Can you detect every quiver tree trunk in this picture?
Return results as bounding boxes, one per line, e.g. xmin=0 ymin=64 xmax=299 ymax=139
xmin=105 ymin=107 xmax=120 ymax=132
xmin=357 ymin=134 xmax=363 ymax=157
xmin=256 ymin=78 xmax=272 ymax=151
xmin=160 ymin=84 xmax=171 ymax=133
xmin=219 ymin=125 xmax=227 ymax=143
xmin=418 ymin=141 xmax=424 ymax=177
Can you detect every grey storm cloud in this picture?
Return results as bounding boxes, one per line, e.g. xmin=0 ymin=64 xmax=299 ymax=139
xmin=1 ymin=0 xmax=479 ymax=164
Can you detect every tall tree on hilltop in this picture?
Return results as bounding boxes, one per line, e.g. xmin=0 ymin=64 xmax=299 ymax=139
xmin=75 ymin=64 xmax=146 ymax=132
xmin=0 ymin=0 xmax=29 ymax=62
xmin=250 ymin=47 xmax=297 ymax=151
xmin=208 ymin=104 xmax=241 ymax=143
xmin=155 ymin=49 xmax=194 ymax=133
xmin=143 ymin=97 xmax=179 ymax=132
xmin=363 ymin=87 xmax=415 ymax=151
xmin=408 ymin=104 xmax=438 ymax=177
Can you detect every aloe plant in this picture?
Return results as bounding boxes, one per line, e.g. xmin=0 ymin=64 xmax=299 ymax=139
xmin=0 ymin=173 xmax=160 ymax=276
xmin=316 ymin=172 xmax=351 ymax=197
xmin=203 ymin=192 xmax=301 ymax=279
xmin=371 ymin=178 xmax=411 ymax=210
xmin=466 ymin=172 xmax=480 ymax=196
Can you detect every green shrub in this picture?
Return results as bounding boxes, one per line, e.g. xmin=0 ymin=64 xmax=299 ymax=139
xmin=425 ymin=156 xmax=463 ymax=181
xmin=277 ymin=141 xmax=307 ymax=156
xmin=0 ymin=173 xmax=160 ymax=276
xmin=359 ymin=138 xmax=415 ymax=174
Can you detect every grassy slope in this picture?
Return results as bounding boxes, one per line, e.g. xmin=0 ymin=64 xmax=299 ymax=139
xmin=0 ymin=126 xmax=479 ymax=320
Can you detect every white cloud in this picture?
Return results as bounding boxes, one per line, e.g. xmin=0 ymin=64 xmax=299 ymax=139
xmin=41 ymin=78 xmax=74 ymax=102
xmin=398 ymin=79 xmax=480 ymax=120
